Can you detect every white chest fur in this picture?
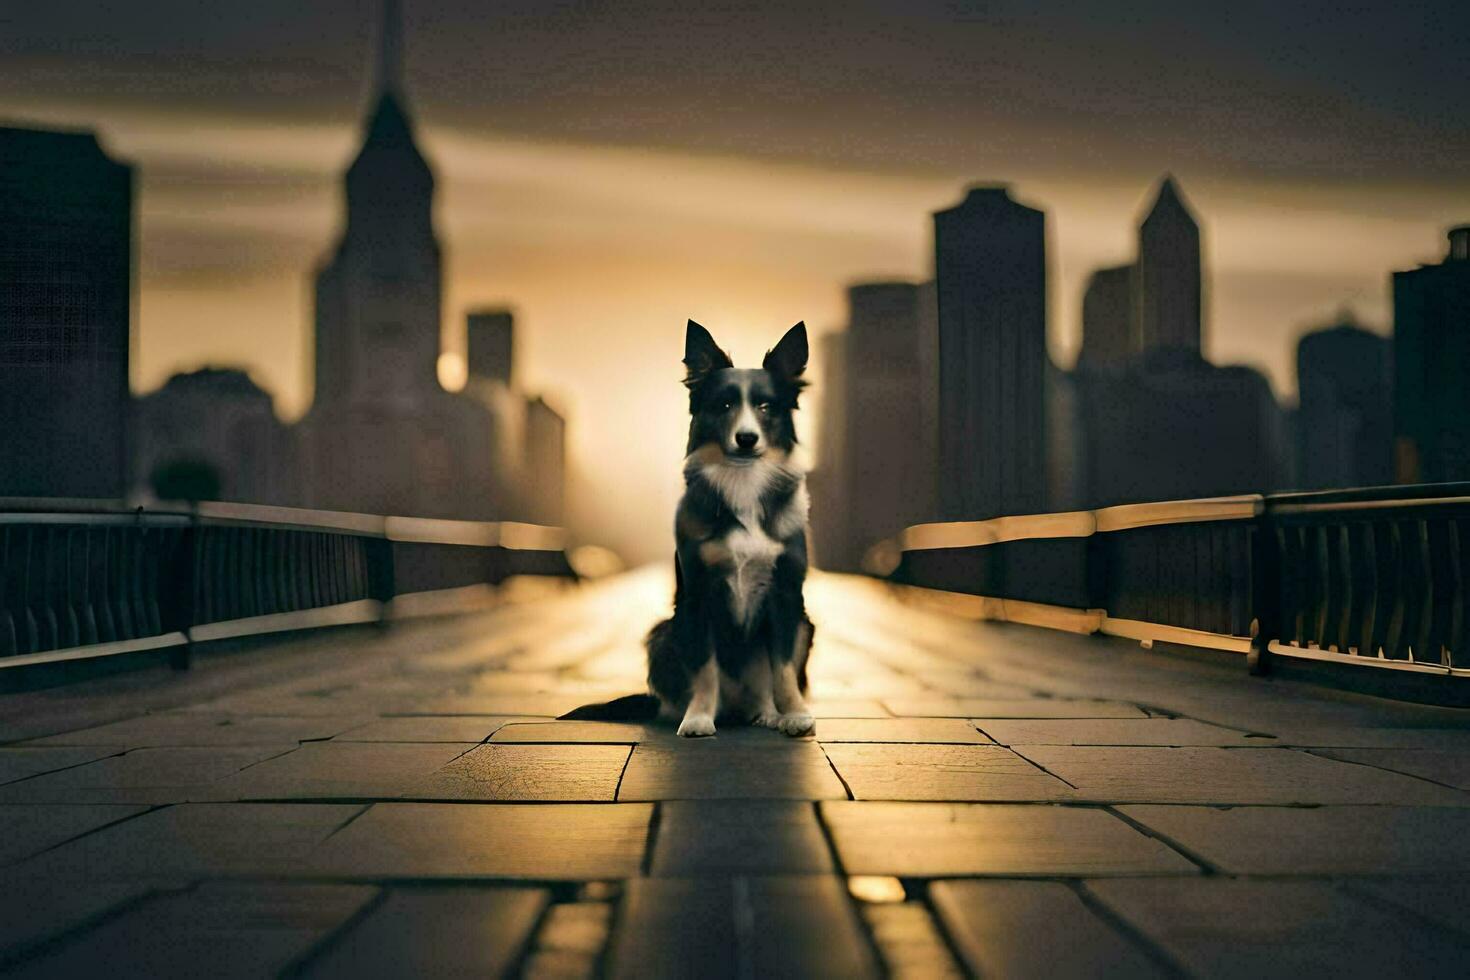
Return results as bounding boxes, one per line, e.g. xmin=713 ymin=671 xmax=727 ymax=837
xmin=698 ymin=455 xmax=809 ymax=630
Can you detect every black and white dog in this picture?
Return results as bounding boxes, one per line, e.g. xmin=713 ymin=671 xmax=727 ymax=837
xmin=564 ymin=320 xmax=815 ymax=737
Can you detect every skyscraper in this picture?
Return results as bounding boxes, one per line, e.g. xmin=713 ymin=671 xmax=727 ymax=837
xmin=1135 ymin=176 xmax=1202 ymax=357
xmin=298 ymin=0 xmax=502 ymax=519
xmin=809 ymin=330 xmax=851 ymax=570
xmin=466 ymin=309 xmax=514 ymax=387
xmin=1294 ymin=317 xmax=1392 ymax=490
xmin=933 ymin=185 xmax=1049 ymax=520
xmin=1393 ymin=226 xmax=1470 ymax=482
xmin=1076 ymin=264 xmax=1135 ymax=373
xmin=840 ymin=282 xmax=931 ymax=569
xmin=0 ymin=126 xmax=132 ymax=498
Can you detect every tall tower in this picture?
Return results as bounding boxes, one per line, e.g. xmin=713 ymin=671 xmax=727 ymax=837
xmin=1393 ymin=226 xmax=1470 ymax=482
xmin=312 ymin=0 xmax=440 ymax=409
xmin=1076 ymin=264 xmax=1135 ymax=373
xmin=1134 ymin=176 xmax=1202 ymax=356
xmin=933 ymin=185 xmax=1049 ymax=521
xmin=0 ymin=126 xmax=133 ymax=498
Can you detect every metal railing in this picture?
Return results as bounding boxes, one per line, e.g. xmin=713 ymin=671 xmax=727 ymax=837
xmin=894 ymin=483 xmax=1470 ymax=684
xmin=0 ymin=498 xmax=574 ymax=671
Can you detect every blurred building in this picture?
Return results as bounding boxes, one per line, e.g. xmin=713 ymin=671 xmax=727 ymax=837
xmin=297 ymin=0 xmax=503 ymax=519
xmin=809 ymin=331 xmax=851 ymax=570
xmin=0 ymin=125 xmax=132 ymax=498
xmin=1069 ymin=176 xmax=1286 ymax=507
xmin=1135 ymin=176 xmax=1202 ymax=356
xmin=1075 ymin=264 xmax=1135 ymax=373
xmin=523 ymin=397 xmax=566 ymax=526
xmin=1393 ymin=226 xmax=1470 ymax=483
xmin=1294 ymin=317 xmax=1392 ymax=490
xmin=838 ymin=282 xmax=931 ymax=571
xmin=933 ymin=185 xmax=1049 ymax=520
xmin=133 ymin=368 xmax=300 ymax=504
xmin=466 ymin=309 xmax=514 ymax=386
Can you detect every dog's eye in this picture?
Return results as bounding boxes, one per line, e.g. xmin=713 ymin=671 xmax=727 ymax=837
xmin=718 ymin=400 xmax=733 ymax=412
xmin=756 ymin=401 xmax=771 ymax=414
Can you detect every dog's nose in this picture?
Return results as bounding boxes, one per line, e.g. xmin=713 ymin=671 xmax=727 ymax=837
xmin=735 ymin=431 xmax=759 ymax=450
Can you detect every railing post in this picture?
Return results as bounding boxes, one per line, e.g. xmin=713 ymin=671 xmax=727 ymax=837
xmin=170 ymin=506 xmax=197 ymax=671
xmin=369 ymin=536 xmax=396 ymax=628
xmin=1248 ymin=506 xmax=1278 ymax=676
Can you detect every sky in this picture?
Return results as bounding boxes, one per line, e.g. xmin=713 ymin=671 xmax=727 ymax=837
xmin=3 ymin=0 xmax=1468 ymax=562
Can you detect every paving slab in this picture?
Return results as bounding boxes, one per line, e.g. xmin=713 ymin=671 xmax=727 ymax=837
xmin=0 ymin=803 xmax=149 ymax=865
xmin=491 ymin=720 xmax=655 ymax=743
xmin=814 ymin=718 xmax=993 ymax=744
xmin=618 ymin=741 xmax=848 ymax=800
xmin=1086 ymin=877 xmax=1470 ymax=979
xmin=1346 ymin=878 xmax=1470 ymax=939
xmin=521 ymin=902 xmax=612 ymax=980
xmin=35 ymin=802 xmax=363 ymax=879
xmin=884 ymin=698 xmax=1147 ymax=719
xmin=1257 ymin=727 xmax=1470 ymax=748
xmin=0 ymin=745 xmax=297 ymax=804
xmin=930 ymin=879 xmax=1164 ymax=979
xmin=410 ymin=744 xmax=630 ymax=801
xmin=207 ymin=741 xmax=475 ymax=800
xmin=1014 ymin=745 xmax=1470 ymax=805
xmin=7 ymin=881 xmax=377 ymax=980
xmin=410 ymin=693 xmax=591 ymax=716
xmin=312 ymin=802 xmax=652 ymax=879
xmin=0 ymin=874 xmax=157 ymax=966
xmin=976 ymin=718 xmax=1265 ymax=746
xmin=303 ymin=886 xmax=549 ymax=978
xmin=25 ymin=713 xmax=371 ymax=748
xmin=331 ymin=715 xmax=515 ymax=742
xmin=606 ymin=877 xmax=880 ymax=980
xmin=0 ymin=747 xmax=124 ymax=785
xmin=821 ymin=802 xmax=1197 ymax=877
xmin=1313 ymin=747 xmax=1470 ymax=790
xmin=859 ymin=902 xmax=965 ymax=979
xmin=1117 ymin=804 xmax=1470 ymax=874
xmin=825 ymin=743 xmax=1074 ymax=801
xmin=650 ymin=801 xmax=835 ymax=875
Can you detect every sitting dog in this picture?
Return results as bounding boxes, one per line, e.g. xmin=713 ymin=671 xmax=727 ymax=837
xmin=563 ymin=319 xmax=816 ymax=736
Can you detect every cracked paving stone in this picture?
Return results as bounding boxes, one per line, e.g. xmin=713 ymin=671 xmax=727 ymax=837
xmin=311 ymin=802 xmax=652 ymax=879
xmin=1118 ymin=804 xmax=1470 ymax=874
xmin=821 ymin=802 xmax=1197 ymax=877
xmin=824 ymin=743 xmax=1074 ymax=801
xmin=1311 ymin=747 xmax=1470 ymax=790
xmin=410 ymin=743 xmax=630 ymax=801
xmin=22 ymin=802 xmax=363 ymax=880
xmin=931 ymin=879 xmax=1165 ymax=979
xmin=6 ymin=881 xmax=377 ymax=980
xmin=1014 ymin=746 xmax=1470 ymax=805
xmin=24 ymin=713 xmax=371 ymax=748
xmin=0 ymin=747 xmax=124 ymax=786
xmin=0 ymin=803 xmax=149 ymax=865
xmin=205 ymin=741 xmax=476 ymax=800
xmin=302 ymin=887 xmax=549 ymax=978
xmin=0 ymin=746 xmax=298 ymax=804
xmin=617 ymin=741 xmax=848 ymax=801
xmin=650 ymin=801 xmax=835 ymax=875
xmin=1086 ymin=877 xmax=1470 ymax=978
xmin=606 ymin=876 xmax=880 ymax=980
xmin=975 ymin=718 xmax=1264 ymax=746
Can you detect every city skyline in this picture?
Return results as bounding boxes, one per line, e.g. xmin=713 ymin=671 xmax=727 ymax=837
xmin=4 ymin=1 xmax=1468 ymax=562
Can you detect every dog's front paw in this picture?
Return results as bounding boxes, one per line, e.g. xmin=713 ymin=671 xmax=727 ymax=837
xmin=777 ymin=712 xmax=815 ymax=736
xmin=752 ymin=711 xmax=782 ymax=730
xmin=677 ymin=714 xmax=717 ymax=738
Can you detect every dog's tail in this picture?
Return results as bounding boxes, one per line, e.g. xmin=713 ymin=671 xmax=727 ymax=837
xmin=558 ymin=693 xmax=661 ymax=721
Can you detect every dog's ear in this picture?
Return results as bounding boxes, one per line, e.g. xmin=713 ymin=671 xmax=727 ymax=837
xmin=763 ymin=321 xmax=809 ymax=381
xmin=683 ymin=319 xmax=733 ymax=388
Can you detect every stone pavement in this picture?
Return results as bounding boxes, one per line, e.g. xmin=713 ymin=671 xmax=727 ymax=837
xmin=4 ymin=568 xmax=1470 ymax=977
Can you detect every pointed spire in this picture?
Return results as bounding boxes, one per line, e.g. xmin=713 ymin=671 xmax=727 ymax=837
xmin=375 ymin=0 xmax=404 ymax=97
